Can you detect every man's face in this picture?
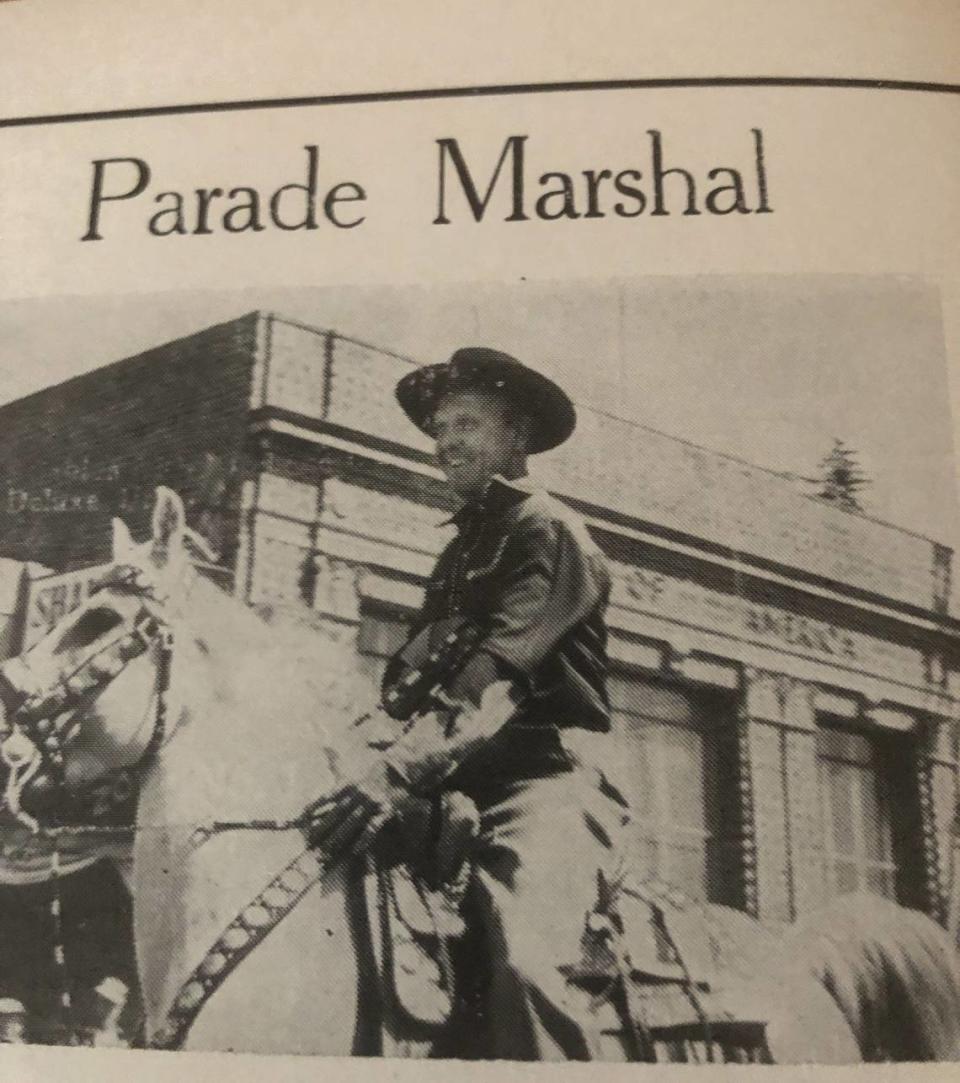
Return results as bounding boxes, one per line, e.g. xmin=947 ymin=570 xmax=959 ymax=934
xmin=432 ymin=390 xmax=528 ymax=500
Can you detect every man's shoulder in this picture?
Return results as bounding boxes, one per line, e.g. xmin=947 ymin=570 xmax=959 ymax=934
xmin=510 ymin=487 xmax=604 ymax=560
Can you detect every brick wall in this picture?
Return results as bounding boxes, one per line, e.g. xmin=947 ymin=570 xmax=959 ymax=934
xmin=0 ymin=314 xmax=259 ymax=571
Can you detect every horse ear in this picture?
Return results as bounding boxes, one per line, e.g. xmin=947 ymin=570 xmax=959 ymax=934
xmin=111 ymin=518 xmax=137 ymax=563
xmin=150 ymin=487 xmax=187 ymax=567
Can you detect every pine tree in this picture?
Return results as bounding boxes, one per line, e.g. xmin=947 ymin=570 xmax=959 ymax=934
xmin=815 ymin=439 xmax=870 ymax=512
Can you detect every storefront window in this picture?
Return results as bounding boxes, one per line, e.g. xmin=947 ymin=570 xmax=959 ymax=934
xmin=607 ymin=679 xmax=731 ymax=902
xmin=816 ymin=726 xmax=900 ymax=900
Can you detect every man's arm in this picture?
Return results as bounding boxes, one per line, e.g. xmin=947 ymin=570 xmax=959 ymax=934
xmin=388 ymin=512 xmax=609 ymax=786
xmin=305 ymin=512 xmax=607 ymax=855
xmin=451 ymin=512 xmax=607 ymax=706
xmin=385 ymin=679 xmax=520 ymax=789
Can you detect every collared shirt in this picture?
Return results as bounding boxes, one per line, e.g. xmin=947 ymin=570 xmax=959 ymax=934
xmin=389 ymin=476 xmax=612 ymax=746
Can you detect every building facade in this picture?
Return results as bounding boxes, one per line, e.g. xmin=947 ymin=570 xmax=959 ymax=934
xmin=1 ymin=310 xmax=958 ymax=929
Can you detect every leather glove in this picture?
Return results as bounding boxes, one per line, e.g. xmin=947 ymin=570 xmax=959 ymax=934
xmin=304 ymin=682 xmax=519 ymax=866
xmin=303 ymin=756 xmax=417 ymax=865
xmin=303 ymin=705 xmax=454 ymax=862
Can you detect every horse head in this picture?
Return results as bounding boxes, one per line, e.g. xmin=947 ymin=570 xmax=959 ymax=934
xmin=0 ymin=487 xmax=206 ymax=831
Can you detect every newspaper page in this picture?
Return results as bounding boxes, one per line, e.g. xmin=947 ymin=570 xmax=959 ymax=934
xmin=1 ymin=2 xmax=959 ymax=1081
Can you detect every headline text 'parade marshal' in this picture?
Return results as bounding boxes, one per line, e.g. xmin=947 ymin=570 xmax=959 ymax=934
xmin=80 ymin=129 xmax=772 ymax=241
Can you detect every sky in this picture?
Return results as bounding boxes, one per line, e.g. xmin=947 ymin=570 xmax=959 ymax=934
xmin=0 ymin=274 xmax=956 ymax=555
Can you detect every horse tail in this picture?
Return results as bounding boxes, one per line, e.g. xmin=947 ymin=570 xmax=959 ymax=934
xmin=784 ymin=892 xmax=960 ymax=1061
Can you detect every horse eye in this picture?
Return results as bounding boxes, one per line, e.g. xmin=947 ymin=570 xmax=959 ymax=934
xmin=54 ymin=607 xmax=124 ymax=654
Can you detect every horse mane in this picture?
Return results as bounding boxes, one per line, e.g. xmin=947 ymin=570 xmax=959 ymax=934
xmin=182 ymin=570 xmax=352 ymax=660
xmin=786 ymin=892 xmax=960 ymax=1061
xmin=169 ymin=568 xmax=373 ymax=734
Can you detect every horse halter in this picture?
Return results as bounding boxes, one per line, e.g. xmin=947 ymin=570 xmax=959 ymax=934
xmin=0 ymin=563 xmax=174 ymax=832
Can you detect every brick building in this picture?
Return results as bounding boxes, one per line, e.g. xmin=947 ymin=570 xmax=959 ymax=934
xmin=1 ymin=309 xmax=958 ymax=929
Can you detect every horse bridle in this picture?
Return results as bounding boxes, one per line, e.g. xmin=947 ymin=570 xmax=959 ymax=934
xmin=0 ymin=563 xmax=175 ymax=834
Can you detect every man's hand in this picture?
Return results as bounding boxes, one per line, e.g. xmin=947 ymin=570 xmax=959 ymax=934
xmin=303 ymin=707 xmax=453 ymax=865
xmin=303 ymin=683 xmax=518 ymax=866
xmin=303 ymin=757 xmax=413 ymax=865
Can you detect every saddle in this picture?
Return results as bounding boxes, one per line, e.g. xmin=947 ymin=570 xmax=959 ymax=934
xmin=562 ymin=872 xmax=773 ymax=1063
xmin=369 ymin=789 xmax=479 ymax=1043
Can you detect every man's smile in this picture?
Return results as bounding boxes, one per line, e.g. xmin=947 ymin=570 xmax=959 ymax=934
xmin=439 ymin=451 xmax=471 ymax=469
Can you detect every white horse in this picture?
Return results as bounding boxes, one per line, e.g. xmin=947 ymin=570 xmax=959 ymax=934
xmin=2 ymin=487 xmax=959 ymax=1061
xmin=0 ymin=488 xmax=396 ymax=1053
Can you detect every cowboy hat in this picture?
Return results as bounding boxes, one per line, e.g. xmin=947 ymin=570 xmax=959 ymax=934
xmin=395 ymin=347 xmax=576 ymax=454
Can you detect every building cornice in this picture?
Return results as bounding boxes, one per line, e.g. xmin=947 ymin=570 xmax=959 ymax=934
xmin=249 ymin=408 xmax=960 ymax=647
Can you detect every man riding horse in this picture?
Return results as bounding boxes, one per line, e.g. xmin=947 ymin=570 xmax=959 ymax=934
xmin=308 ymin=347 xmax=628 ymax=1059
xmin=3 ymin=369 xmax=959 ymax=1059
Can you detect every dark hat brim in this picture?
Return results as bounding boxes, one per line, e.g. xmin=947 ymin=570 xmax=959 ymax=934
xmin=395 ymin=347 xmax=576 ymax=454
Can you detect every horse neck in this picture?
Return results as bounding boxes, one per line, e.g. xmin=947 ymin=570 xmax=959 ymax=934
xmin=151 ymin=579 xmax=370 ymax=822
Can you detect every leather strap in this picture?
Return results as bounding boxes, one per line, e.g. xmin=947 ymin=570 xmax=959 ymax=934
xmin=149 ymin=845 xmax=326 ymax=1050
